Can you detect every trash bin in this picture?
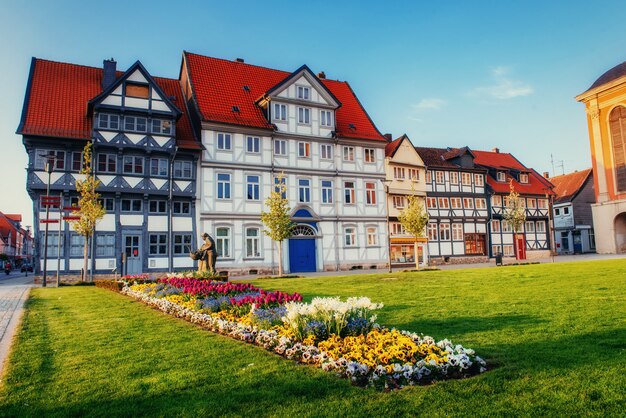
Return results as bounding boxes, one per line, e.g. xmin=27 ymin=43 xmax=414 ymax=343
xmin=495 ymin=253 xmax=503 ymax=266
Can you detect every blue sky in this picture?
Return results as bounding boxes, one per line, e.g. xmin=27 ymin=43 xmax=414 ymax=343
xmin=1 ymin=0 xmax=625 ymax=227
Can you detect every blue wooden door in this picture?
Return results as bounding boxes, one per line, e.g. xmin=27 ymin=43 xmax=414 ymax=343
xmin=289 ymin=239 xmax=316 ymax=272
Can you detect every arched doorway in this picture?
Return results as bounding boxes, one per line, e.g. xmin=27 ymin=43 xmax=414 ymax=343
xmin=289 ymin=224 xmax=317 ymax=272
xmin=615 ymin=213 xmax=626 ymax=253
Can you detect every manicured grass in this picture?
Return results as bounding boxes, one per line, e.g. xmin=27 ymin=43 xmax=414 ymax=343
xmin=1 ymin=260 xmax=626 ymax=417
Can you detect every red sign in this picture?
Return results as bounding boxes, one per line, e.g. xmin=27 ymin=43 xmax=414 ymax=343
xmin=133 ymin=249 xmax=138 ymax=257
xmin=41 ymin=196 xmax=61 ymax=207
xmin=40 ymin=219 xmax=59 ymax=224
xmin=63 ymin=216 xmax=81 ymax=221
xmin=63 ymin=206 xmax=80 ymax=212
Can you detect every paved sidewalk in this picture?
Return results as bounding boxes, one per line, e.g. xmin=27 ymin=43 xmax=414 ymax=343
xmin=0 ymin=275 xmax=34 ymax=378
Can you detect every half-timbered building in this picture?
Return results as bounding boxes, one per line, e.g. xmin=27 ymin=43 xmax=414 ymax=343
xmin=473 ymin=149 xmax=554 ymax=259
xmin=180 ymin=52 xmax=388 ymax=274
xmin=415 ymin=146 xmax=490 ymax=264
xmin=18 ymin=58 xmax=201 ymax=275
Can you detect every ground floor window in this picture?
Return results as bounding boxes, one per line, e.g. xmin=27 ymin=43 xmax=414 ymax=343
xmin=149 ymin=233 xmax=167 ymax=256
xmin=70 ymin=234 xmax=86 ymax=257
xmin=464 ymin=233 xmax=486 ymax=255
xmin=173 ymin=234 xmax=192 ymax=255
xmin=390 ymin=244 xmax=423 ymax=263
xmin=96 ymin=234 xmax=115 ymax=257
xmin=245 ymin=228 xmax=261 ymax=258
xmin=589 ymin=229 xmax=595 ymax=249
xmin=216 ymin=227 xmax=231 ymax=258
xmin=344 ymin=227 xmax=357 ymax=246
xmin=40 ymin=232 xmax=63 ymax=257
xmin=561 ymin=231 xmax=570 ymax=251
xmin=366 ymin=226 xmax=378 ymax=246
xmin=503 ymin=244 xmax=514 ymax=256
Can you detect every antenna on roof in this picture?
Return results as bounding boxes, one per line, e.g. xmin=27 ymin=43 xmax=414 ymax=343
xmin=550 ymin=154 xmax=565 ymax=176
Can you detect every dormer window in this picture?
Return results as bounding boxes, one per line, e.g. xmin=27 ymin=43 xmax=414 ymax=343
xmin=126 ymin=83 xmax=149 ymax=99
xmin=297 ymin=86 xmax=310 ymax=100
xmin=519 ymin=173 xmax=529 ymax=183
xmin=320 ymin=110 xmax=333 ymax=127
xmin=273 ymin=103 xmax=287 ymax=121
xmin=497 ymin=171 xmax=507 ymax=182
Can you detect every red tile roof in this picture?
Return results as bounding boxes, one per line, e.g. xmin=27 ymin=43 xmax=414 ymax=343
xmin=385 ymin=135 xmax=403 ymax=157
xmin=184 ymin=52 xmax=386 ymax=142
xmin=414 ymin=147 xmax=462 ymax=168
xmin=550 ymin=168 xmax=592 ymax=204
xmin=18 ymin=58 xmax=200 ymax=150
xmin=473 ymin=150 xmax=554 ymax=196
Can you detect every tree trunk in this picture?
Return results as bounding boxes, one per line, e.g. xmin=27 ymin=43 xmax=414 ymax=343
xmin=277 ymin=241 xmax=283 ymax=277
xmin=414 ymin=241 xmax=420 ymax=271
xmin=82 ymin=236 xmax=89 ymax=282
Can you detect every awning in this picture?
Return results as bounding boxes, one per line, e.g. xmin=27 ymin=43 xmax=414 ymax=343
xmin=390 ymin=237 xmax=428 ymax=244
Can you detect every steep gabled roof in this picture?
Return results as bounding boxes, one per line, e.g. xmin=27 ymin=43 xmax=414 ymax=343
xmin=17 ymin=58 xmax=201 ymax=150
xmin=265 ymin=64 xmax=341 ymax=108
xmin=550 ymin=168 xmax=593 ymax=204
xmin=473 ymin=149 xmax=554 ymax=195
xmin=385 ymin=135 xmax=404 ymax=157
xmin=183 ymin=52 xmax=386 ymax=141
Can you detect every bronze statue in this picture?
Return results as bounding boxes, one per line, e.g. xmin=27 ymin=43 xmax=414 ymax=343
xmin=190 ymin=233 xmax=218 ymax=274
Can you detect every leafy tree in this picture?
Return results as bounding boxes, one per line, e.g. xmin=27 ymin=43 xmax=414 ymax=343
xmin=398 ymin=192 xmax=429 ymax=270
xmin=261 ymin=173 xmax=295 ymax=276
xmin=70 ymin=141 xmax=106 ymax=281
xmin=502 ymin=180 xmax=527 ymax=260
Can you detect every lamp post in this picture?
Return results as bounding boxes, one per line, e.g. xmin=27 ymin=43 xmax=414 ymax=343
xmin=42 ymin=152 xmax=56 ymax=287
xmin=381 ymin=179 xmax=393 ymax=273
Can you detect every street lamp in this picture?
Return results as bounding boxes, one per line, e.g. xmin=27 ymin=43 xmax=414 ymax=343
xmin=42 ymin=152 xmax=56 ymax=288
xmin=380 ymin=179 xmax=393 ymax=273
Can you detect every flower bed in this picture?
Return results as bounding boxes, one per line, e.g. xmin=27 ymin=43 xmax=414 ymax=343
xmin=121 ymin=276 xmax=486 ymax=390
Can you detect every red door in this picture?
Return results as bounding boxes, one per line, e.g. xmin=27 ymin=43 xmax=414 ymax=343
xmin=516 ymin=234 xmax=526 ymax=260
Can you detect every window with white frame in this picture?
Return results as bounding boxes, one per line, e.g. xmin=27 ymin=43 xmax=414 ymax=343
xmin=274 ymin=139 xmax=287 ymax=156
xmin=149 ymin=233 xmax=167 ymax=255
xmin=564 ymin=206 xmax=570 ymax=215
xmin=273 ymin=103 xmax=287 ymax=121
xmin=536 ymin=221 xmax=546 ymax=232
xmin=538 ymin=199 xmax=548 ymax=209
xmin=527 ymin=198 xmax=537 ymax=208
xmin=245 ymin=227 xmax=261 ymax=258
xmin=173 ymin=234 xmax=192 ymax=255
xmin=476 ymin=198 xmax=487 ymax=209
xmin=217 ymin=132 xmax=232 ymax=150
xmin=439 ymin=223 xmax=451 ymax=240
xmin=98 ymin=113 xmax=119 ymax=130
xmin=124 ymin=116 xmax=147 ymax=132
xmin=150 ymin=158 xmax=168 ymax=177
xmin=274 ymin=176 xmax=287 ymax=198
xmin=463 ymin=197 xmax=474 ymax=209
xmin=343 ymin=146 xmax=355 ymax=162
xmin=71 ymin=152 xmax=83 ymax=172
xmin=320 ymin=110 xmax=333 ymax=127
xmin=298 ymin=142 xmax=311 ymax=158
xmin=40 ymin=232 xmax=63 ymax=257
xmin=394 ymin=166 xmax=406 ymax=180
xmin=344 ymin=181 xmax=355 ymax=204
xmin=474 ymin=174 xmax=484 ymax=186
xmin=435 ymin=171 xmax=445 ymax=184
xmin=391 ymin=222 xmax=406 ymax=235
xmin=503 ymin=245 xmax=514 ymax=256
xmin=502 ymin=220 xmax=513 ymax=233
xmin=449 ymin=171 xmax=459 ymax=184
xmin=497 ymin=171 xmax=507 ymax=182
xmin=217 ymin=173 xmax=231 ymax=199
xmin=35 ymin=150 xmax=65 ymax=170
xmin=321 ymin=180 xmax=333 ymax=204
xmin=216 ymin=227 xmax=231 ymax=258
xmin=365 ymin=182 xmax=377 ymax=205
xmin=96 ymin=233 xmax=115 ymax=257
xmin=393 ymin=196 xmax=405 ymax=209
xmin=98 ymin=198 xmax=115 ymax=211
xmin=450 ymin=197 xmax=462 ymax=209
xmin=426 ymin=197 xmax=437 ymax=208
xmin=298 ymin=179 xmax=311 ymax=202
xmin=438 ymin=197 xmax=450 ymax=209
xmin=320 ymin=143 xmax=333 ymax=160
xmin=173 ymin=201 xmax=190 ymax=214
xmin=525 ymin=221 xmax=535 ymax=232
xmin=555 ymin=208 xmax=561 ymax=216
xmin=123 ymin=156 xmax=144 ymax=174
xmin=492 ymin=245 xmax=502 ymax=256
xmin=426 ymin=171 xmax=432 ymax=183
xmin=519 ymin=173 xmax=529 ymax=183
xmin=408 ymin=168 xmax=419 ymax=181
xmin=70 ymin=234 xmax=86 ymax=257
xmin=97 ymin=153 xmax=116 ymax=173
xmin=344 ymin=227 xmax=357 ymax=246
xmin=121 ymin=199 xmax=142 ymax=213
xmin=461 ymin=172 xmax=471 ymax=185
xmin=246 ymin=175 xmax=260 ymax=200
xmin=367 ymin=227 xmax=378 ymax=246
xmin=491 ymin=219 xmax=501 ymax=233
xmin=297 ymin=86 xmax=310 ymax=100
xmin=492 ymin=195 xmax=502 ymax=207
xmin=427 ymin=223 xmax=438 ymax=241
xmin=364 ymin=148 xmax=376 ymax=163
xmin=297 ymin=107 xmax=311 ymax=124
xmin=452 ymin=223 xmax=464 ymax=241
xmin=246 ymin=136 xmax=260 ymax=153
xmin=173 ymin=161 xmax=193 ymax=179
xmin=151 ymin=119 xmax=172 ymax=135
xmin=149 ymin=200 xmax=167 ymax=214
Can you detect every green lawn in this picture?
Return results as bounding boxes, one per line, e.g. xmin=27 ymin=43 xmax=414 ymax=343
xmin=1 ymin=260 xmax=626 ymax=417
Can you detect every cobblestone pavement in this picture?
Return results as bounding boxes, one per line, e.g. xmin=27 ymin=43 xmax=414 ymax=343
xmin=0 ymin=275 xmax=33 ymax=377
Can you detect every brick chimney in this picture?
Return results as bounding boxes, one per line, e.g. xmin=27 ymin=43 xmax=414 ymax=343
xmin=384 ymin=133 xmax=392 ymax=142
xmin=102 ymin=58 xmax=117 ymax=90
xmin=317 ymin=71 xmax=326 ymax=79
xmin=492 ymin=147 xmax=500 ymax=153
xmin=543 ymin=172 xmax=550 ymax=178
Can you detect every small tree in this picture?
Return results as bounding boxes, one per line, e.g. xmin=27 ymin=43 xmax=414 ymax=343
xmin=261 ymin=173 xmax=295 ymax=276
xmin=398 ymin=193 xmax=429 ymax=270
xmin=70 ymin=141 xmax=106 ymax=281
xmin=502 ymin=180 xmax=526 ymax=259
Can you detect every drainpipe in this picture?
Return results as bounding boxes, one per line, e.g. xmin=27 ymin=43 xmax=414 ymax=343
xmin=169 ymin=146 xmax=179 ymax=273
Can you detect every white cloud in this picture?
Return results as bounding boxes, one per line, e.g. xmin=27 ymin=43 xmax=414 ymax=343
xmin=471 ymin=67 xmax=533 ymax=100
xmin=413 ymin=98 xmax=446 ymax=110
